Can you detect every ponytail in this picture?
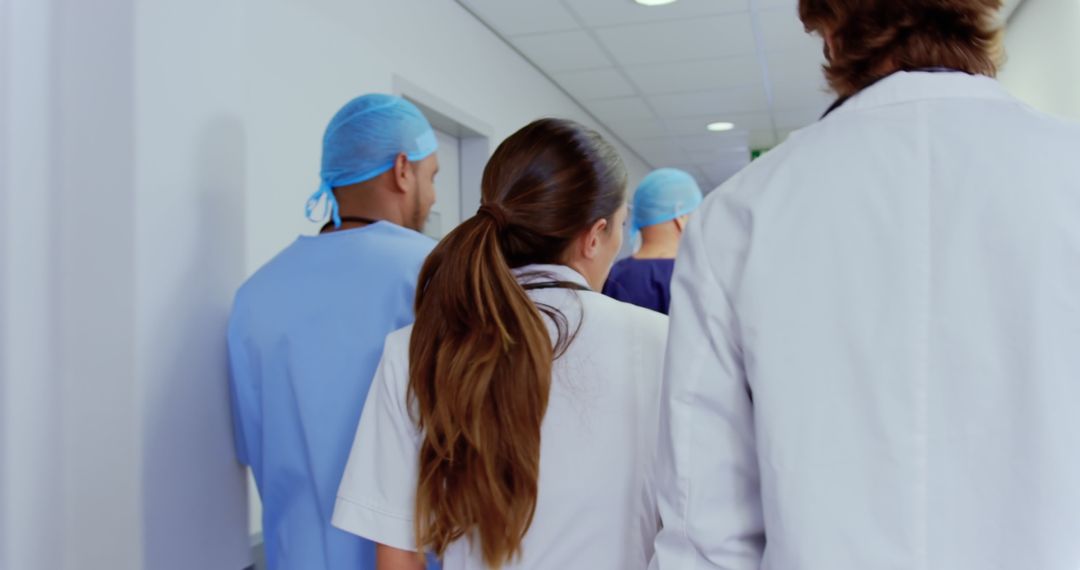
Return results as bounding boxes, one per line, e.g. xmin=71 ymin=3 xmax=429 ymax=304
xmin=406 ymin=118 xmax=627 ymax=568
xmin=408 ymin=207 xmax=552 ymax=567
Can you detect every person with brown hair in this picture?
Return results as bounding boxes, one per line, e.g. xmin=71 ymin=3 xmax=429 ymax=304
xmin=652 ymin=1 xmax=1080 ymax=569
xmin=332 ymin=118 xmax=669 ymax=569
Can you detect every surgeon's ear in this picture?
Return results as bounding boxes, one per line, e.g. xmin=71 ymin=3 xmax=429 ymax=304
xmin=391 ymin=152 xmax=413 ymax=194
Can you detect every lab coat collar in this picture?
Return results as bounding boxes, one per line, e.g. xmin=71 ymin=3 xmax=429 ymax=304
xmin=827 ymin=71 xmax=1016 ymax=119
xmin=512 ymin=264 xmax=591 ymax=290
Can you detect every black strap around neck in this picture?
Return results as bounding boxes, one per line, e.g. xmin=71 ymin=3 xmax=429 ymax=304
xmin=320 ymin=216 xmax=380 ymax=234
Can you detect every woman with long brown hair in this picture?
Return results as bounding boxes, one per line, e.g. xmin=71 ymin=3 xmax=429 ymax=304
xmin=332 ymin=118 xmax=669 ymax=569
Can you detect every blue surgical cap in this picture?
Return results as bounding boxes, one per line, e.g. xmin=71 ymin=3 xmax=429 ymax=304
xmin=306 ymin=94 xmax=438 ymax=228
xmin=631 ymin=168 xmax=704 ymax=238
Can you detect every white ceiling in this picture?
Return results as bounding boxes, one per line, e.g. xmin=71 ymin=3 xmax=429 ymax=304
xmin=459 ymin=0 xmax=1026 ymax=190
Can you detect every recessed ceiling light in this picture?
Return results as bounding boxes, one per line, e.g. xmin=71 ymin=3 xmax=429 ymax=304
xmin=634 ymin=0 xmax=678 ymax=6
xmin=707 ymin=121 xmax=735 ymax=132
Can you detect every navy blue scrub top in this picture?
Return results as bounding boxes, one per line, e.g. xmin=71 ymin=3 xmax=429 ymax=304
xmin=602 ymin=257 xmax=676 ymax=314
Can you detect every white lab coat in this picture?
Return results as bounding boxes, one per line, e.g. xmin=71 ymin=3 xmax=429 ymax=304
xmin=652 ymin=71 xmax=1080 ymax=570
xmin=334 ymin=264 xmax=669 ymax=569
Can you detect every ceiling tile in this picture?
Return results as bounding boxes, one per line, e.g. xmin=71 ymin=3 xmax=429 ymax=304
xmin=585 ymin=96 xmax=656 ymax=124
xmin=770 ymin=79 xmax=833 ymax=111
xmin=594 ymin=14 xmax=757 ymax=66
xmin=714 ymin=147 xmax=754 ymax=164
xmin=700 ymin=152 xmax=751 ymax=187
xmin=766 ymin=49 xmax=827 ymax=87
xmin=553 ymin=68 xmax=638 ymax=99
xmin=623 ymin=57 xmax=763 ymax=95
xmin=773 ymin=106 xmax=824 ymax=129
xmin=686 ymin=145 xmax=751 ymax=165
xmin=649 ymin=85 xmax=769 ymax=118
xmin=610 ymin=117 xmax=670 ymax=140
xmin=568 ymin=0 xmax=748 ymax=27
xmin=757 ymin=7 xmax=821 ymax=54
xmin=631 ymin=139 xmax=692 ymax=165
xmin=749 ymin=129 xmax=779 ymax=149
xmin=460 ymin=0 xmax=579 ymax=36
xmin=513 ymin=30 xmax=613 ymax=72
xmin=766 ymin=49 xmax=833 ymax=110
xmin=677 ymin=131 xmax=751 ymax=153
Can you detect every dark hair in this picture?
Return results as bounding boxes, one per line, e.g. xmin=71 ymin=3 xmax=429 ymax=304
xmin=800 ymin=0 xmax=1004 ymax=97
xmin=407 ymin=118 xmax=626 ymax=567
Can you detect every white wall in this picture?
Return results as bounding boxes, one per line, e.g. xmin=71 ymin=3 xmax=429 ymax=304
xmin=134 ymin=0 xmax=251 ymax=568
xmin=1 ymin=0 xmax=65 ymax=568
xmin=51 ymin=0 xmax=144 ymax=566
xmin=999 ymin=0 xmax=1080 ymax=121
xmin=3 ymin=0 xmax=148 ymax=568
xmin=2 ymin=0 xmax=250 ymax=568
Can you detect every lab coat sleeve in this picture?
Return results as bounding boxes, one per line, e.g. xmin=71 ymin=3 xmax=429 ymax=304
xmin=650 ymin=191 xmax=765 ymax=569
xmin=226 ymin=301 xmax=260 ymax=470
xmin=332 ymin=332 xmax=421 ymax=552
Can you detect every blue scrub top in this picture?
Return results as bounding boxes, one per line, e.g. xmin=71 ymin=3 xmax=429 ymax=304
xmin=602 ymin=257 xmax=676 ymax=315
xmin=228 ymin=222 xmax=436 ymax=570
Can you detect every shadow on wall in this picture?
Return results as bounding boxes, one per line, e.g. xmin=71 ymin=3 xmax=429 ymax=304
xmin=140 ymin=115 xmax=252 ymax=569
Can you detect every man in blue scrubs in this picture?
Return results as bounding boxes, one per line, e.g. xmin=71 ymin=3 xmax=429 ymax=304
xmin=603 ymin=168 xmax=703 ymax=314
xmin=228 ymin=94 xmax=439 ymax=570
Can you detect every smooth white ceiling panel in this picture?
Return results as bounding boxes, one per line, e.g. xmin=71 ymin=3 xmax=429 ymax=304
xmin=757 ymin=7 xmax=820 ymax=54
xmin=749 ymin=129 xmax=779 ymax=149
xmin=649 ymin=85 xmax=769 ymax=118
xmin=595 ymin=14 xmax=757 ymax=66
xmin=773 ymin=106 xmax=826 ymax=129
xmin=632 ymin=139 xmax=695 ymax=165
xmin=513 ymin=30 xmax=613 ymax=71
xmin=459 ymin=0 xmax=578 ymax=36
xmin=585 ymin=96 xmax=656 ymax=124
xmin=622 ymin=57 xmax=763 ymax=95
xmin=766 ymin=47 xmax=827 ymax=86
xmin=678 ymin=132 xmax=752 ymax=153
xmin=553 ymin=68 xmax=639 ymax=99
xmin=771 ymin=79 xmax=833 ymax=112
xmin=609 ymin=117 xmax=671 ymax=139
xmin=569 ymin=0 xmax=748 ymax=28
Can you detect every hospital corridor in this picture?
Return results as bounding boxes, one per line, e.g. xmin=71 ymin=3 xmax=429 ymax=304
xmin=2 ymin=0 xmax=1080 ymax=569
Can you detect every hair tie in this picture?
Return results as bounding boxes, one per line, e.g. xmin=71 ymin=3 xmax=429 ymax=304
xmin=477 ymin=204 xmax=510 ymax=232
